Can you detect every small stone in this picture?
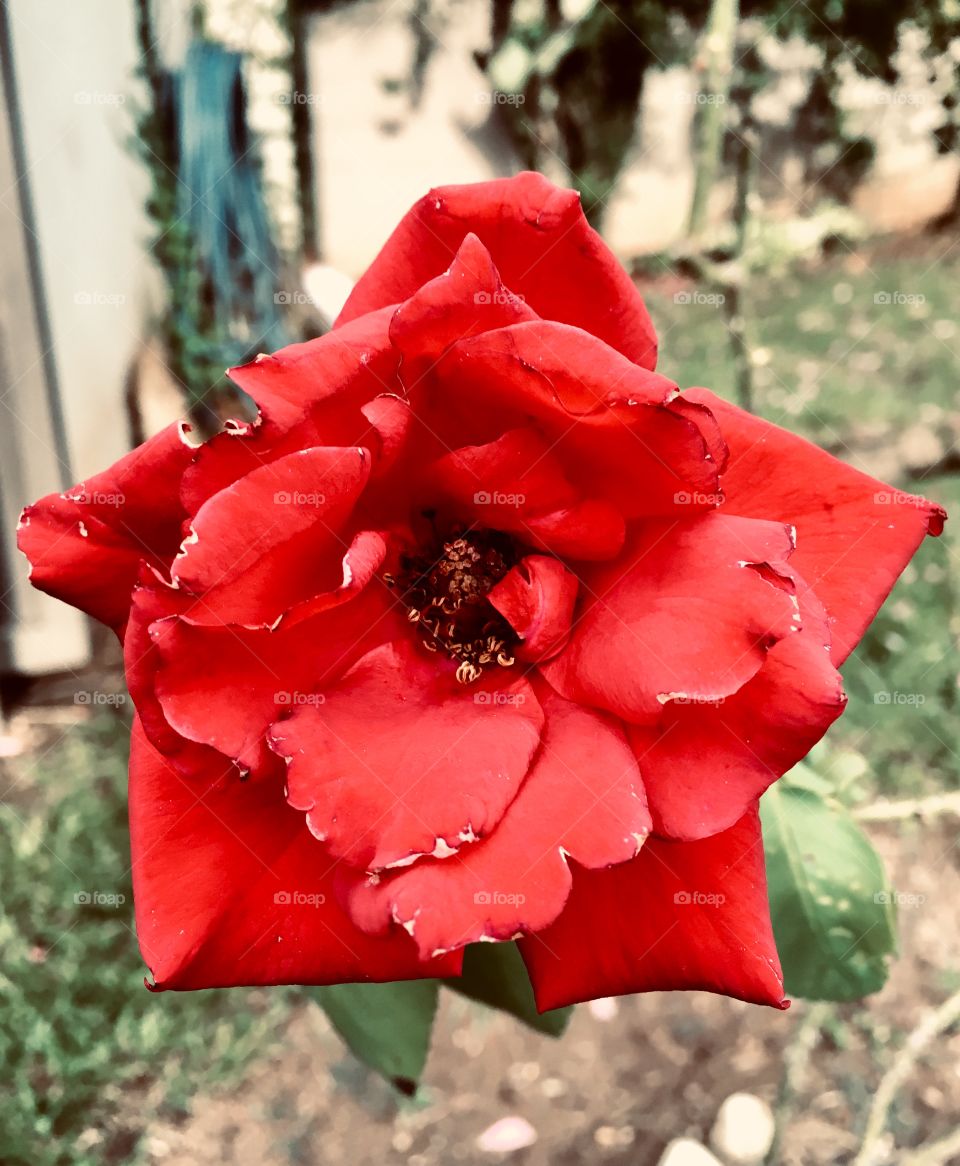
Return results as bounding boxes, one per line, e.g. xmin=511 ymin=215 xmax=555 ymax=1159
xmin=476 ymin=1116 xmax=538 ymax=1154
xmin=392 ymin=1130 xmax=414 ymax=1153
xmin=710 ymin=1092 xmax=776 ymax=1164
xmin=588 ymin=996 xmax=619 ymax=1022
xmin=540 ymin=1076 xmax=566 ymax=1098
xmin=507 ymin=1060 xmax=540 ymax=1087
xmin=657 ymin=1138 xmax=724 ymax=1166
xmin=75 ymin=1130 xmax=104 ymax=1152
xmin=899 ymin=424 xmax=944 ymax=472
xmin=0 ymin=732 xmax=24 ymax=758
xmin=594 ymin=1124 xmax=634 ymax=1149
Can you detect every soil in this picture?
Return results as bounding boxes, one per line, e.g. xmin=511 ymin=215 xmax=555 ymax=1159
xmin=135 ymin=820 xmax=960 ymax=1166
xmin=4 ymin=634 xmax=959 ymax=1166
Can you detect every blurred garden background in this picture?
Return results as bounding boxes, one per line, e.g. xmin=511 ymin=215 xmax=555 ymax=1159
xmin=0 ymin=0 xmax=958 ymax=1163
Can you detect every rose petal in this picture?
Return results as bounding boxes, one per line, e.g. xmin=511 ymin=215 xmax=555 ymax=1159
xmin=18 ymin=422 xmax=195 ymax=632
xmin=171 ymin=446 xmax=371 ymax=627
xmin=445 ymin=319 xmax=675 ymax=416
xmin=542 ymin=513 xmax=802 ymax=723
xmin=360 ymin=395 xmax=413 ymax=480
xmin=154 ymin=543 xmax=399 ymax=775
xmin=428 ymin=427 xmax=625 ymax=560
xmin=439 ymin=322 xmax=723 ymax=518
xmin=269 ymin=640 xmax=544 ymax=872
xmin=519 ymin=807 xmax=786 ymax=1009
xmin=129 ymin=718 xmax=458 ymax=989
xmin=226 ymin=307 xmax=399 ymax=433
xmin=336 ymin=171 xmax=658 ymax=368
xmin=487 ymin=555 xmax=579 ymax=662
xmin=341 ymin=686 xmax=650 ymax=956
xmin=389 ymin=232 xmax=537 ymax=367
xmin=181 ymin=307 xmax=400 ymax=514
xmin=686 ymin=388 xmax=945 ymax=663
xmin=630 ymin=587 xmax=846 ymax=840
xmin=125 ymin=566 xmax=230 ymax=776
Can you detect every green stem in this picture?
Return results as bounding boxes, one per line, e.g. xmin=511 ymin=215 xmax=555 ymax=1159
xmin=724 ymin=119 xmax=756 ymax=411
xmin=686 ymin=0 xmax=739 ymax=240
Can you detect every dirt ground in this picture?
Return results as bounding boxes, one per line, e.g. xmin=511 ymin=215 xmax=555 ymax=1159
xmin=134 ymin=820 xmax=960 ymax=1166
xmin=3 ymin=633 xmax=958 ymax=1166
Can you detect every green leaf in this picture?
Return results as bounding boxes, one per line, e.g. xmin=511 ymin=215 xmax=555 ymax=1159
xmin=761 ymin=781 xmax=897 ymax=1001
xmin=445 ymin=942 xmax=573 ymax=1037
xmin=313 ymin=980 xmax=439 ymax=1094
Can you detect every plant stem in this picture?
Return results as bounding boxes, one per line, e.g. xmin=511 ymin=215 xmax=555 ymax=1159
xmin=852 ymin=988 xmax=960 ymax=1166
xmin=723 ymin=118 xmax=756 ymax=411
xmin=686 ymin=0 xmax=739 ymax=240
xmin=854 ymin=792 xmax=960 ymax=822
xmin=765 ymin=1002 xmax=832 ymax=1164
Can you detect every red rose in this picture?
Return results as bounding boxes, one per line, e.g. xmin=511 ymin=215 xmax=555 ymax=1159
xmin=19 ymin=173 xmax=944 ymax=1008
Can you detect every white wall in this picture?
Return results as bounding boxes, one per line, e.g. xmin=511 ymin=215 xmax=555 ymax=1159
xmin=7 ymin=0 xmax=160 ymax=481
xmin=3 ymin=1 xmax=174 ymax=673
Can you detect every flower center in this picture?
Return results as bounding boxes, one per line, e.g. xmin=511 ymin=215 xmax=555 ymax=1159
xmin=387 ymin=528 xmax=520 ymax=684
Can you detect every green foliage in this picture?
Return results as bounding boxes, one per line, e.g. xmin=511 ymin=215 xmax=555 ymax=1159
xmin=655 ymin=251 xmax=960 ymax=439
xmin=446 ymin=942 xmax=573 ymax=1037
xmin=313 ymin=980 xmax=439 ymax=1095
xmin=0 ymin=716 xmax=288 ymax=1166
xmin=481 ymin=0 xmax=695 ymax=221
xmin=313 ymin=943 xmax=572 ymax=1094
xmin=480 ymin=0 xmax=955 ymax=225
xmin=133 ymin=7 xmax=288 ymax=420
xmin=762 ymin=771 xmax=898 ymax=1000
xmin=839 ymin=482 xmax=960 ymax=798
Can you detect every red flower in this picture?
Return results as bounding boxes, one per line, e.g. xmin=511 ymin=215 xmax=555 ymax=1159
xmin=19 ymin=173 xmax=944 ymax=1008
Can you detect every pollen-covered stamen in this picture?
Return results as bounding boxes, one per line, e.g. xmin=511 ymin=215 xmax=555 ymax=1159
xmin=386 ymin=528 xmax=520 ymax=683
